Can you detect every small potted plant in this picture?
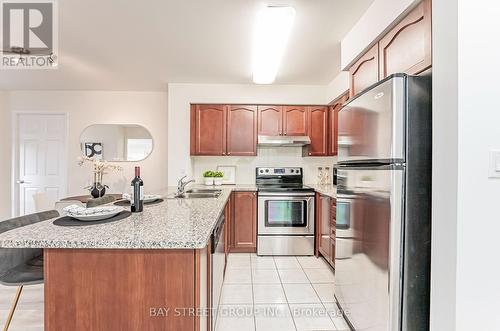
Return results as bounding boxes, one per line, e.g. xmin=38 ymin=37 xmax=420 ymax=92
xmin=213 ymin=171 xmax=224 ymax=186
xmin=203 ymin=171 xmax=215 ymax=186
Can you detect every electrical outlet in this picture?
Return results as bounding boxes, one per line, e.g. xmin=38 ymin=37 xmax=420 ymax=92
xmin=488 ymin=150 xmax=500 ymax=178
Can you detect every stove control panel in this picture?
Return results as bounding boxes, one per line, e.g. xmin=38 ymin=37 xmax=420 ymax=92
xmin=256 ymin=167 xmax=302 ymax=176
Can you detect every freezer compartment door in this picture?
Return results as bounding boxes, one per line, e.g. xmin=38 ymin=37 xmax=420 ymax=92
xmin=334 ymin=166 xmax=404 ymax=331
xmin=338 ymin=76 xmax=406 ymax=164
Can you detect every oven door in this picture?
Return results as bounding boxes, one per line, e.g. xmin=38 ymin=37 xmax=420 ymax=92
xmin=258 ymin=193 xmax=314 ymax=235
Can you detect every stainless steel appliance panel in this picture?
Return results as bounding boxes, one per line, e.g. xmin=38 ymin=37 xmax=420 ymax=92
xmin=338 ymin=76 xmax=406 ymax=164
xmin=211 ymin=215 xmax=225 ymax=330
xmin=258 ymin=193 xmax=315 ymax=235
xmin=334 ymin=166 xmax=404 ymax=331
xmin=258 ymin=235 xmax=314 ymax=256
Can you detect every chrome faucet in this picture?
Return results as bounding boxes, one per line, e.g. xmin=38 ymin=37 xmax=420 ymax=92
xmin=176 ymin=175 xmax=195 ymax=197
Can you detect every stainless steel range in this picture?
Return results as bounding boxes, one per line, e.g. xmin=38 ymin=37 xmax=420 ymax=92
xmin=256 ymin=167 xmax=315 ymax=256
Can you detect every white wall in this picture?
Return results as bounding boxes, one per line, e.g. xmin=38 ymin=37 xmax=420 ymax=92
xmin=341 ymin=0 xmax=418 ymax=69
xmin=167 ymin=83 xmax=330 ymax=186
xmin=325 ymin=71 xmax=349 ymax=103
xmin=193 ymin=149 xmax=336 ymax=185
xmin=454 ymin=1 xmax=500 ymax=330
xmin=8 ymin=91 xmax=168 ymax=197
xmin=0 ymin=92 xmax=11 ymax=219
xmin=430 ymin=0 xmax=458 ymax=329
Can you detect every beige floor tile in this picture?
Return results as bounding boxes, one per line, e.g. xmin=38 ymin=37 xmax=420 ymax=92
xmin=224 ymin=268 xmax=252 ymax=284
xmin=278 ymin=269 xmax=309 ymax=284
xmin=254 ymin=304 xmax=296 ymax=331
xmin=216 ymin=305 xmax=255 ymax=331
xmin=297 ymin=256 xmax=331 ymax=269
xmin=251 ymin=256 xmax=276 ymax=269
xmin=312 ymin=283 xmax=336 ymax=303
xmin=274 ymin=256 xmax=301 ymax=269
xmin=252 ymin=269 xmax=281 ymax=284
xmin=253 ymin=284 xmax=287 ymax=304
xmin=303 ymin=268 xmax=335 ymax=283
xmin=289 ymin=303 xmax=337 ymax=331
xmin=283 ymin=284 xmax=321 ymax=304
xmin=220 ymin=284 xmax=253 ymax=304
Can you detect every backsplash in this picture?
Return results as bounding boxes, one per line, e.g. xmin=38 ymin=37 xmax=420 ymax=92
xmin=192 ymin=147 xmax=337 ymax=184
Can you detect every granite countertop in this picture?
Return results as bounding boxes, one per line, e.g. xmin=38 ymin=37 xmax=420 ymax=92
xmin=306 ymin=184 xmax=337 ymax=198
xmin=0 ymin=185 xmax=256 ymax=250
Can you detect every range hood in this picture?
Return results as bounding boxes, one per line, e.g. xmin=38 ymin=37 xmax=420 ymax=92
xmin=257 ymin=135 xmax=311 ymax=147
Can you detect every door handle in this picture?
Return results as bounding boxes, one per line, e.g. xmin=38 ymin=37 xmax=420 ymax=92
xmin=16 ymin=180 xmax=31 ymax=184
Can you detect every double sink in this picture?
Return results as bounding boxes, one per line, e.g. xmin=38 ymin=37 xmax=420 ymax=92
xmin=174 ymin=188 xmax=222 ymax=199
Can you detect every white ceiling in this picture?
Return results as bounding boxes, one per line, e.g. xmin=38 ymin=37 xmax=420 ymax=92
xmin=0 ymin=0 xmax=373 ymax=90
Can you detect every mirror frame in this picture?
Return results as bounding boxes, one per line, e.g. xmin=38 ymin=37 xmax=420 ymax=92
xmin=79 ymin=124 xmax=154 ymax=162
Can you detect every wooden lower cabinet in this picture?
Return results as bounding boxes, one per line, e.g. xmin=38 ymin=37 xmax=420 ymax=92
xmin=316 ymin=193 xmax=336 ymax=268
xmin=44 ymin=248 xmax=210 ymax=331
xmin=228 ymin=191 xmax=257 ymax=253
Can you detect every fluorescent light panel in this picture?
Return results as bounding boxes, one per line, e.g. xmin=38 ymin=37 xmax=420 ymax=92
xmin=252 ymin=6 xmax=295 ymax=84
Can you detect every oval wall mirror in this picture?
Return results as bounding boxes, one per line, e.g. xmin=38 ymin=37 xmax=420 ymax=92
xmin=80 ymin=124 xmax=153 ymax=162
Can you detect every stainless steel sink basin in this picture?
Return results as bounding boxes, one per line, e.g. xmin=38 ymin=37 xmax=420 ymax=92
xmin=185 ymin=188 xmax=222 ymax=194
xmin=168 ymin=191 xmax=222 ymax=199
xmin=182 ymin=192 xmax=220 ymax=198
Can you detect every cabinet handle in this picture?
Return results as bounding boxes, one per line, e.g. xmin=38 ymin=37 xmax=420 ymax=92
xmin=227 ymin=152 xmax=231 ymax=155
xmin=284 ymin=132 xmax=287 ymax=135
xmin=222 ymin=152 xmax=226 ymax=155
xmin=309 ymin=152 xmax=311 ymax=156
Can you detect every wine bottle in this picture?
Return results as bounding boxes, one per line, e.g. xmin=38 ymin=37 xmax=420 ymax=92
xmin=131 ymin=166 xmax=144 ymax=213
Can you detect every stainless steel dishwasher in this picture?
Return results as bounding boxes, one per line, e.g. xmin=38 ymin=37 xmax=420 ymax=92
xmin=211 ymin=214 xmax=225 ymax=330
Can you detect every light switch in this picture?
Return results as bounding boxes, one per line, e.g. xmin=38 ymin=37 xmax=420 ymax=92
xmin=489 ymin=150 xmax=500 ymax=178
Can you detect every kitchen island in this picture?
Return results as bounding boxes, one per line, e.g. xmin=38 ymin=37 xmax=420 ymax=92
xmin=0 ymin=186 xmax=255 ymax=331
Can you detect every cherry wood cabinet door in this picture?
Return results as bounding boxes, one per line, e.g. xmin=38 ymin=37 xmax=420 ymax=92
xmin=224 ymin=194 xmax=232 ymax=256
xmin=328 ymin=93 xmax=349 ymax=156
xmin=283 ymin=106 xmax=308 ymax=136
xmin=307 ymin=106 xmax=328 ymax=156
xmin=191 ymin=104 xmax=227 ymax=155
xmin=330 ymin=200 xmax=337 ymax=268
xmin=379 ymin=0 xmax=432 ymax=78
xmin=227 ymin=105 xmax=257 ymax=156
xmin=231 ymin=191 xmax=257 ymax=253
xmin=349 ymin=44 xmax=379 ymax=97
xmin=318 ymin=194 xmax=331 ymax=261
xmin=258 ymin=105 xmax=283 ymax=136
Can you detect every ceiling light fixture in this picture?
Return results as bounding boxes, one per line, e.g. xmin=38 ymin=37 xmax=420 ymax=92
xmin=252 ymin=6 xmax=295 ymax=84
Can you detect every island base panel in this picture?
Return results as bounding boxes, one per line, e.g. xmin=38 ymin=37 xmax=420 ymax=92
xmin=44 ymin=248 xmax=196 ymax=331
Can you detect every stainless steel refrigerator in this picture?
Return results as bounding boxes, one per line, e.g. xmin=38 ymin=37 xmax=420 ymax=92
xmin=335 ymin=73 xmax=431 ymax=331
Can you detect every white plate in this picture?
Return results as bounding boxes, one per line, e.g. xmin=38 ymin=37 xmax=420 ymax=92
xmin=67 ymin=207 xmax=124 ymax=221
xmin=143 ymin=194 xmax=162 ymax=203
xmin=121 ymin=194 xmax=162 ymax=203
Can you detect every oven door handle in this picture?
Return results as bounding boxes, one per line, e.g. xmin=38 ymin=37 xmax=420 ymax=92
xmin=258 ymin=192 xmax=315 ymax=197
xmin=258 ymin=196 xmax=314 ymax=202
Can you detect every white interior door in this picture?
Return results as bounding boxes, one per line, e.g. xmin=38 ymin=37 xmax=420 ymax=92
xmin=15 ymin=113 xmax=67 ymax=216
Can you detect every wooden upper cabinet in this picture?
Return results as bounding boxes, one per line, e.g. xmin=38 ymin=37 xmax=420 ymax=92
xmin=191 ymin=104 xmax=226 ymax=155
xmin=379 ymin=0 xmax=432 ymax=78
xmin=283 ymin=106 xmax=308 ymax=136
xmin=227 ymin=105 xmax=257 ymax=156
xmin=349 ymin=44 xmax=379 ymax=97
xmin=307 ymin=106 xmax=328 ymax=156
xmin=328 ymin=93 xmax=349 ymax=156
xmin=258 ymin=105 xmax=283 ymax=136
xmin=231 ymin=191 xmax=257 ymax=253
xmin=328 ymin=105 xmax=340 ymax=156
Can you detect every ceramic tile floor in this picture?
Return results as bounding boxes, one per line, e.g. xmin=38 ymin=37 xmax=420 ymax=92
xmin=216 ymin=253 xmax=351 ymax=331
xmin=0 ymin=254 xmax=350 ymax=331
